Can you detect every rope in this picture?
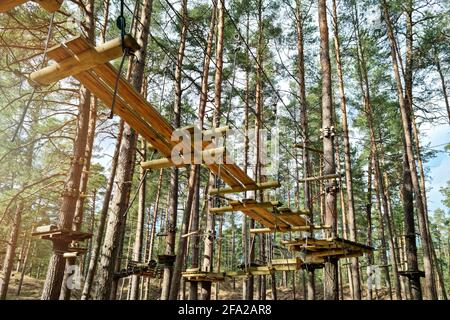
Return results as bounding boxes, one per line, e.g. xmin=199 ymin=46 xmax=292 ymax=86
xmin=122 ymin=169 xmax=148 ymax=219
xmin=109 ymin=47 xmax=129 ymax=118
xmin=11 ymin=13 xmax=55 ymax=142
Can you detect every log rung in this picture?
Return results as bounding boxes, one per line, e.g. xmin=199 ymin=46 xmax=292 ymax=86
xmin=298 ymin=173 xmax=343 ymax=182
xmin=209 ymin=180 xmax=280 ymax=195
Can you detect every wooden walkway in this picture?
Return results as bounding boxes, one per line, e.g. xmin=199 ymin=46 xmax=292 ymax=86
xmin=30 ymin=35 xmax=263 ymax=191
xmin=0 ymin=0 xmax=62 ymax=13
xmin=210 ymin=199 xmax=310 ymax=231
xmin=282 ymin=237 xmax=373 ymax=263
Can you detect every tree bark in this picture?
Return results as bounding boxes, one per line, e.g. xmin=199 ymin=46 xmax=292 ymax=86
xmin=61 ymin=96 xmax=97 ymax=300
xmin=318 ymin=0 xmax=338 ymax=300
xmin=94 ymin=0 xmax=153 ymax=300
xmin=81 ymin=121 xmax=124 ymax=300
xmin=161 ymin=0 xmax=187 ymax=300
xmin=381 ymin=0 xmax=437 ymax=299
xmin=130 ymin=140 xmax=147 ymax=300
xmin=366 ymin=158 xmax=373 ymax=300
xmin=200 ymin=0 xmax=225 ymax=301
xmin=0 ymin=202 xmax=23 ymax=300
xmin=40 ymin=0 xmax=95 ymax=300
xmin=331 ymin=0 xmax=360 ymax=300
xmin=353 ymin=2 xmax=401 ymax=299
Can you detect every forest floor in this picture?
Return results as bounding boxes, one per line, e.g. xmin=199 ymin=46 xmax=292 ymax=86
xmin=5 ymin=272 xmax=390 ymax=300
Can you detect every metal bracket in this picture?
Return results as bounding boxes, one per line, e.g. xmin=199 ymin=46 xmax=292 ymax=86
xmin=320 ymin=126 xmax=335 ymax=139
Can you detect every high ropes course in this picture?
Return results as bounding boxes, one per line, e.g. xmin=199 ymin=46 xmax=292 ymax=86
xmin=2 ymin=0 xmax=373 ymax=284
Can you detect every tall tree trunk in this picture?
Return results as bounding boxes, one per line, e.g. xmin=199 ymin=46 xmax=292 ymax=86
xmin=403 ymin=2 xmax=438 ymax=299
xmin=366 ymin=158 xmax=373 ymax=300
xmin=40 ymin=0 xmax=95 ymax=300
xmin=188 ymin=3 xmax=216 ymax=298
xmin=381 ymin=0 xmax=437 ymax=299
xmin=169 ymin=165 xmax=200 ymax=300
xmin=130 ymin=140 xmax=147 ymax=300
xmin=0 ymin=202 xmax=23 ymax=300
xmin=353 ymin=2 xmax=401 ymax=299
xmin=254 ymin=0 xmax=267 ymax=302
xmin=81 ymin=121 xmax=124 ymax=300
xmin=61 ymin=96 xmax=98 ymax=300
xmin=372 ymin=154 xmax=393 ymax=300
xmin=189 ymin=174 xmax=201 ymax=300
xmin=148 ymin=169 xmax=163 ymax=262
xmin=331 ymin=0 xmax=360 ymax=300
xmin=401 ymin=148 xmax=422 ymax=300
xmin=161 ymin=0 xmax=187 ymax=300
xmin=16 ymin=233 xmax=34 ymax=296
xmin=242 ymin=10 xmax=254 ymax=301
xmin=318 ymin=0 xmax=338 ymax=300
xmin=295 ymin=0 xmax=315 ymax=300
xmin=95 ymin=0 xmax=153 ymax=300
xmin=412 ymin=117 xmax=447 ymax=300
xmin=200 ymin=0 xmax=225 ymax=301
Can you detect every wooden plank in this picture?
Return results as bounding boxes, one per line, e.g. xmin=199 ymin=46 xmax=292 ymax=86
xmin=75 ymin=71 xmax=174 ymax=157
xmin=86 ymin=67 xmax=174 ymax=155
xmin=207 ymin=163 xmax=242 ymax=187
xmin=141 ymin=147 xmax=226 ymax=170
xmin=210 ymin=201 xmax=275 ymax=214
xmin=298 ymin=173 xmax=343 ymax=183
xmin=47 ymin=36 xmax=91 ymax=61
xmin=209 ymin=178 xmax=279 ymax=196
xmin=293 ymin=143 xmax=324 ymax=154
xmin=93 ymin=64 xmax=175 ymax=143
xmin=30 ymin=36 xmax=139 ymax=85
xmin=223 ymin=164 xmax=255 ymax=186
xmin=0 ymin=0 xmax=27 ymax=13
xmin=35 ymin=0 xmax=63 ymax=12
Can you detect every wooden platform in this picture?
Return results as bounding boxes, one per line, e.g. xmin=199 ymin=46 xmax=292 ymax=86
xmin=210 ymin=199 xmax=308 ymax=231
xmin=115 ymin=262 xmax=159 ymax=279
xmin=282 ymin=237 xmax=373 ymax=262
xmin=182 ymin=271 xmax=225 ymax=282
xmin=32 ymin=225 xmax=92 ymax=242
xmin=226 ymin=258 xmax=302 ymax=277
xmin=0 ymin=0 xmax=63 ymax=13
xmin=398 ymin=270 xmax=425 ymax=278
xmin=66 ymin=244 xmax=87 ymax=255
xmin=157 ymin=254 xmax=176 ymax=266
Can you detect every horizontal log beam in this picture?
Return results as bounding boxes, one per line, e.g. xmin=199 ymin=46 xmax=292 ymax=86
xmin=293 ymin=143 xmax=323 ymax=154
xmin=210 ymin=201 xmax=274 ymax=214
xmin=30 ymin=35 xmax=139 ymax=85
xmin=249 ymin=225 xmax=331 ymax=234
xmin=209 ymin=180 xmax=280 ymax=195
xmin=298 ymin=173 xmax=343 ymax=182
xmin=140 ymin=147 xmax=226 ymax=170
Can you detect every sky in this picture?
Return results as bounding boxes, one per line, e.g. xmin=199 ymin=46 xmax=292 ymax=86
xmin=420 ymin=122 xmax=450 ymax=213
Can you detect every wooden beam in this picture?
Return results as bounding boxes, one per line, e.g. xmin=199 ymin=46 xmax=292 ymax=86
xmin=63 ymin=252 xmax=80 ymax=258
xmin=298 ymin=173 xmax=343 ymax=182
xmin=30 ymin=35 xmax=140 ymax=85
xmin=249 ymin=225 xmax=331 ymax=234
xmin=209 ymin=180 xmax=280 ymax=195
xmin=293 ymin=143 xmax=323 ymax=154
xmin=140 ymin=147 xmax=226 ymax=170
xmin=35 ymin=0 xmax=63 ymax=12
xmin=210 ymin=201 xmax=274 ymax=214
xmin=0 ymin=0 xmax=27 ymax=12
